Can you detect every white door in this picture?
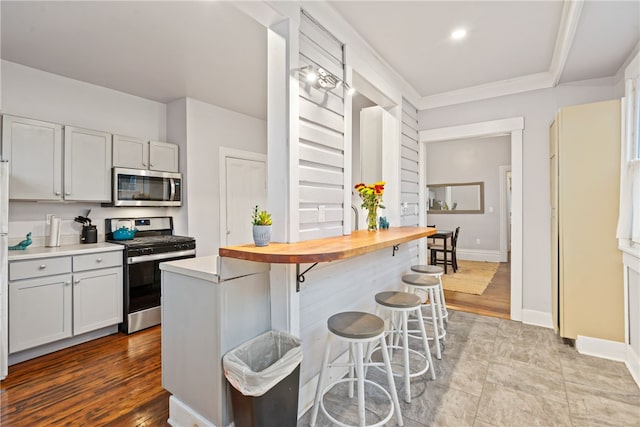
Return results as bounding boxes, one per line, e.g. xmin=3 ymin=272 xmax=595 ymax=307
xmin=221 ymin=152 xmax=267 ymax=247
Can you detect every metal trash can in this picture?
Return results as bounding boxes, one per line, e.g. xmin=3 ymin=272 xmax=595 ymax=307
xmin=223 ymin=330 xmax=303 ymax=427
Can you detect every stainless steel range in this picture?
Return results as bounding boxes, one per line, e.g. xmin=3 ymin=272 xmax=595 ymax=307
xmin=106 ymin=217 xmax=196 ymax=334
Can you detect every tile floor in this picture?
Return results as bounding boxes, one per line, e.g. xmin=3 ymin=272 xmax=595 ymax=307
xmin=298 ymin=310 xmax=640 ymax=427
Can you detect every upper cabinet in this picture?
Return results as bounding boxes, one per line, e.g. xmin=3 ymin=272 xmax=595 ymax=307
xmin=113 ymin=135 xmax=179 ymax=172
xmin=2 ymin=115 xmax=63 ymax=201
xmin=64 ymin=126 xmax=112 ymax=202
xmin=1 ymin=115 xmax=112 ymax=202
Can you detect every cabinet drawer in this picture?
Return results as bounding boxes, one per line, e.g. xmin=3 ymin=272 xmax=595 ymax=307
xmin=10 ymin=257 xmax=71 ymax=281
xmin=73 ymin=251 xmax=122 ymax=272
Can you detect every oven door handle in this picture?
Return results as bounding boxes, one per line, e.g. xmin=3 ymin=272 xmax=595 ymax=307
xmin=169 ymin=178 xmax=176 ymax=201
xmin=127 ymin=249 xmax=196 ymax=264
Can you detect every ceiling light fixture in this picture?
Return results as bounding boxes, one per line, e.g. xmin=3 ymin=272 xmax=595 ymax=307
xmin=451 ymin=28 xmax=467 ymax=40
xmin=299 ymin=65 xmax=355 ymax=95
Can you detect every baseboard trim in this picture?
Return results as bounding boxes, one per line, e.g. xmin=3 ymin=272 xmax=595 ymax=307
xmin=625 ymin=345 xmax=640 ymax=387
xmin=168 ymin=396 xmax=218 ymax=427
xmin=456 ymin=248 xmax=501 ymax=263
xmin=576 ymin=335 xmax=626 ymax=362
xmin=521 ymin=309 xmax=553 ymax=329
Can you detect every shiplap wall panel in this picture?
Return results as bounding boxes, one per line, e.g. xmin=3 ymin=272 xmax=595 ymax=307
xmin=299 ymin=16 xmax=343 ymax=61
xmin=299 ymin=165 xmax=343 ymax=186
xmin=298 ymin=11 xmax=346 ymax=240
xmin=401 ymin=99 xmax=420 ymax=230
xmin=299 ymin=145 xmax=343 ymax=168
xmin=299 ymin=36 xmax=343 ymax=77
xmin=299 ymin=122 xmax=343 ymax=151
xmin=299 ymin=98 xmax=344 ymax=133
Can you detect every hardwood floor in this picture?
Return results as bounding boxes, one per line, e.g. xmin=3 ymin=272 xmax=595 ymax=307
xmin=0 ymin=326 xmax=170 ymax=426
xmin=443 ymin=260 xmax=511 ymax=319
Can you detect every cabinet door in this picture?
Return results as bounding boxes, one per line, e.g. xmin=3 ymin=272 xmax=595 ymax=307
xmin=9 ymin=274 xmax=72 ymax=353
xmin=1 ymin=115 xmax=63 ymax=200
xmin=64 ymin=126 xmax=112 ymax=202
xmin=149 ymin=141 xmax=179 ymax=172
xmin=113 ymin=135 xmax=148 ymax=170
xmin=73 ymin=267 xmax=122 ymax=335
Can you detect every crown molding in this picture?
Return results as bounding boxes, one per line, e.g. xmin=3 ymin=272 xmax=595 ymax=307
xmin=418 ymin=0 xmax=584 ymax=110
xmin=418 ymin=72 xmax=554 ymax=110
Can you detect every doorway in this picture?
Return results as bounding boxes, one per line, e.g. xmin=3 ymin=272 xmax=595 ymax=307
xmin=219 ymin=148 xmax=267 ymax=247
xmin=420 ymin=117 xmax=524 ymax=321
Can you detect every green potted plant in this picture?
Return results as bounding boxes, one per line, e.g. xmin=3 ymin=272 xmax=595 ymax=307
xmin=252 ymin=205 xmax=272 ymax=247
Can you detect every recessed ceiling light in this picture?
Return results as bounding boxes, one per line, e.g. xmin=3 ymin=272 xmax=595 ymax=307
xmin=451 ymin=28 xmax=467 ymax=40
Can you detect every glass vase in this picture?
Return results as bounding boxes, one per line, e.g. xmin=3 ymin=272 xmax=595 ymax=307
xmin=367 ymin=206 xmax=378 ymax=231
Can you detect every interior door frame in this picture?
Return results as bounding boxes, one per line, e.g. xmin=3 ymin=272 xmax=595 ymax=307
xmin=499 ymin=165 xmax=512 ymax=262
xmin=219 ymin=147 xmax=267 ymax=248
xmin=419 ymin=117 xmax=524 ymax=321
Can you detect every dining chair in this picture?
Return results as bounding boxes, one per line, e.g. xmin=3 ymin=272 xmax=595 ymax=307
xmin=430 ymin=226 xmax=460 ymax=272
xmin=427 ymin=224 xmax=436 ymax=247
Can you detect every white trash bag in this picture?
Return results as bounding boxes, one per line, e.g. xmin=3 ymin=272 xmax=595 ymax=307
xmin=223 ymin=330 xmax=303 ymax=397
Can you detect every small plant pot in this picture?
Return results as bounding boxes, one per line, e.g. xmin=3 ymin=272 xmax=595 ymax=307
xmin=253 ymin=225 xmax=271 ymax=247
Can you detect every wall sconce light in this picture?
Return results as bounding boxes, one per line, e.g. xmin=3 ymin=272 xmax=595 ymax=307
xmin=300 ymin=65 xmax=355 ymax=95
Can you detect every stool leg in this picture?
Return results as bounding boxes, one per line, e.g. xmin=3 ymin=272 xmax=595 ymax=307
xmin=355 ymin=342 xmax=366 ymax=427
xmin=311 ymin=333 xmax=333 ymax=427
xmin=401 ymin=310 xmax=411 ymax=403
xmin=416 ymin=306 xmax=437 ymax=380
xmin=379 ymin=335 xmax=404 ymax=427
xmin=348 ymin=342 xmax=355 ymax=399
xmin=434 ymin=286 xmax=446 ymax=341
xmin=427 ymin=287 xmax=442 ymax=359
xmin=438 ymin=275 xmax=449 ymax=324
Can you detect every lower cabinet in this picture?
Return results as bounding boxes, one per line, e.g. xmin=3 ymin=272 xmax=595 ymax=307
xmin=9 ymin=251 xmax=123 ymax=354
xmin=9 ymin=274 xmax=73 ymax=353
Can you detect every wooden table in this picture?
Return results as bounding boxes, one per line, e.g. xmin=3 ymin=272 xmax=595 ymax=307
xmin=429 ymin=230 xmax=454 ymax=273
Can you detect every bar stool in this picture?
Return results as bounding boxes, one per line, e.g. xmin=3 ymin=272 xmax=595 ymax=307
xmin=370 ymin=291 xmax=436 ymax=403
xmin=401 ymin=274 xmax=446 ymax=359
xmin=310 ymin=311 xmax=403 ymax=427
xmin=410 ymin=264 xmax=449 ymax=325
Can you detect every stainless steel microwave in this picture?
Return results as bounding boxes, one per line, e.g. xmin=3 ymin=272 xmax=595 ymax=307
xmin=109 ymin=168 xmax=182 ymax=207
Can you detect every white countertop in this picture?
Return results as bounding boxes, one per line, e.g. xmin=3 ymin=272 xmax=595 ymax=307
xmin=160 ymin=255 xmax=220 ymax=283
xmin=8 ymin=242 xmax=124 ymax=261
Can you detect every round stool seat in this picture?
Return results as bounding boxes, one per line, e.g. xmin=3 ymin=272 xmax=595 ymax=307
xmin=411 ymin=264 xmax=444 ymax=275
xmin=328 ymin=311 xmax=384 ymax=339
xmin=375 ymin=291 xmax=421 ymax=309
xmin=402 ymin=274 xmax=439 ymax=287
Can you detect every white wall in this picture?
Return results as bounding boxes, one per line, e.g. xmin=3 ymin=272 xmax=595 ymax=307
xmin=426 ymin=135 xmax=510 ymax=253
xmin=1 ymin=60 xmax=170 ymax=243
xmin=419 ymin=78 xmax=618 ymax=315
xmin=182 ymin=98 xmax=267 ymax=257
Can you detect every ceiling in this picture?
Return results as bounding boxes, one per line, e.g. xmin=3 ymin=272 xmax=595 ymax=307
xmin=1 ymin=1 xmax=639 ymax=119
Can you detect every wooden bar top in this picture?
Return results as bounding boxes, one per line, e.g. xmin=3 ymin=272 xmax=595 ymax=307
xmin=219 ymin=227 xmax=436 ymax=264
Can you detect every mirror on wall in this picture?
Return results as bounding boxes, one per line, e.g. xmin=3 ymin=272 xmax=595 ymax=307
xmin=427 ymin=182 xmax=484 ymax=214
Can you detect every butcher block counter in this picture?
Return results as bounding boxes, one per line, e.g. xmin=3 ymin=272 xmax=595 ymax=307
xmin=218 ymin=226 xmax=436 ymax=264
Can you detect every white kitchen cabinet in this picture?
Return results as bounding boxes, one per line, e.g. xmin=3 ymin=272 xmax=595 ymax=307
xmin=113 ymin=135 xmax=179 ymax=172
xmin=9 ymin=274 xmax=73 ymax=353
xmin=73 ymin=267 xmax=122 ymax=335
xmin=64 ymin=126 xmax=112 ymax=202
xmin=1 ymin=115 xmax=112 ymax=202
xmin=8 ymin=250 xmax=123 ymax=354
xmin=1 ymin=115 xmax=63 ymax=201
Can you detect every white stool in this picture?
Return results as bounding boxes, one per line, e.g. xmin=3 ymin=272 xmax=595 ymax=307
xmin=401 ymin=274 xmax=447 ymax=359
xmin=410 ymin=264 xmax=449 ymax=324
xmin=310 ymin=311 xmax=403 ymax=427
xmin=371 ymin=291 xmax=436 ymax=403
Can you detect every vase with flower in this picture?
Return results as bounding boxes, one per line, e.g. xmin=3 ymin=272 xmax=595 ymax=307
xmin=354 ymin=181 xmax=385 ymax=231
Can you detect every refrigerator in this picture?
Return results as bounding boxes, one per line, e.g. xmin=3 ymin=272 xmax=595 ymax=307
xmin=0 ymin=160 xmax=8 ymax=380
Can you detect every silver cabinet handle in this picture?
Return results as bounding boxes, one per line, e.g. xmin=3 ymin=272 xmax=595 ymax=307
xmin=55 ymin=191 xmax=61 ymax=196
xmin=65 ymin=192 xmax=70 ymax=196
xmin=39 ymin=264 xmax=46 ymax=270
xmin=142 ymin=162 xmax=147 ymax=167
xmin=150 ymin=163 xmax=154 ymax=168
xmin=96 ymin=258 xmax=103 ymax=263
xmin=74 ymin=279 xmax=80 ymax=284
xmin=64 ymin=281 xmax=71 ymax=286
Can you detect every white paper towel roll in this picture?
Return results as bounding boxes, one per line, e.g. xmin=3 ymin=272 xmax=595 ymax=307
xmin=46 ymin=217 xmax=61 ymax=247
